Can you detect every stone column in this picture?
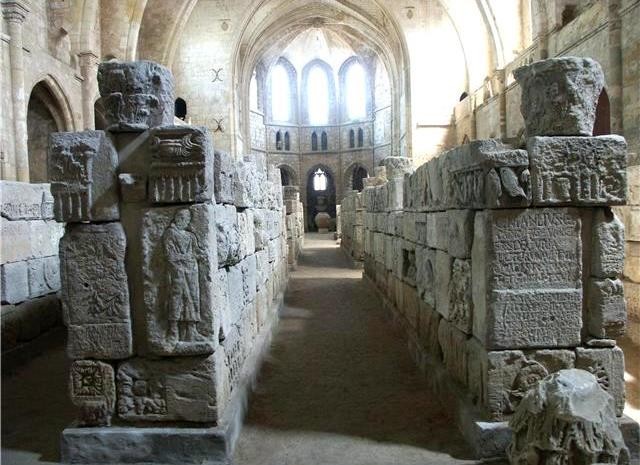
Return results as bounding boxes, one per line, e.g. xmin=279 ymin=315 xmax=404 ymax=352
xmin=78 ymin=51 xmax=98 ymax=130
xmin=608 ymin=0 xmax=623 ymax=134
xmin=2 ymin=1 xmax=29 ymax=182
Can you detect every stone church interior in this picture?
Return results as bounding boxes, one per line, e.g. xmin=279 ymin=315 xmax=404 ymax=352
xmin=1 ymin=0 xmax=640 ymax=464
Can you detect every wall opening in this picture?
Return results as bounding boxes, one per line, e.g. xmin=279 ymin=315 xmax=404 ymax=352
xmin=306 ymin=166 xmax=336 ymax=231
xmin=27 ymin=82 xmax=66 ymax=183
xmin=352 ymin=166 xmax=368 ymax=191
xmin=175 ymin=98 xmax=187 ymax=120
xmin=284 ymin=132 xmax=290 ymax=151
xmin=321 ymin=131 xmax=328 ymax=151
xmin=593 ymin=89 xmax=611 ymax=136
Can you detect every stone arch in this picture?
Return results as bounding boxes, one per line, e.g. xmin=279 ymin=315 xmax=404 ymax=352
xmin=306 ymin=163 xmax=337 ymax=231
xmin=344 ymin=162 xmax=369 ymax=193
xmin=301 ymin=59 xmax=337 ymax=125
xmin=266 ymin=57 xmax=298 ymax=124
xmin=278 ymin=164 xmax=298 ymax=186
xmin=338 ymin=56 xmax=374 ymax=122
xmin=27 ymin=79 xmax=73 ymax=183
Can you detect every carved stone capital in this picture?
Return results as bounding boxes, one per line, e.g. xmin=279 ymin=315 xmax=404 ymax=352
xmin=1 ymin=1 xmax=29 ymax=24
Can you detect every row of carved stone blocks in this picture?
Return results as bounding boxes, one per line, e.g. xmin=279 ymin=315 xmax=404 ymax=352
xmin=50 ymin=61 xmax=288 ymax=434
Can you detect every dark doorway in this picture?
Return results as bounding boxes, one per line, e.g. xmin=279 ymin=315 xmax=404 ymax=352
xmin=306 ymin=166 xmax=336 ymax=231
xmin=593 ymin=89 xmax=611 ymax=136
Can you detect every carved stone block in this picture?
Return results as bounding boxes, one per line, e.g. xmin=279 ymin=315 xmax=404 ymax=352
xmin=97 ymin=61 xmax=175 ymax=132
xmin=587 ymin=278 xmax=626 ymax=339
xmin=213 ymin=149 xmax=234 ymax=204
xmin=592 ymin=208 xmax=625 ymax=278
xmin=381 ymin=156 xmax=413 ymax=179
xmin=69 ymin=360 xmax=116 ymax=426
xmin=214 ymin=204 xmax=241 ymax=267
xmin=60 ymin=222 xmax=132 ymax=359
xmin=449 ymin=258 xmax=472 ymax=334
xmin=514 ymin=57 xmax=605 ymax=136
xmin=116 ymin=356 xmax=218 ymax=423
xmin=435 ymin=250 xmax=452 ymax=319
xmin=447 ymin=210 xmax=474 ymax=259
xmin=233 ymin=161 xmax=262 ymax=208
xmin=466 ymin=341 xmax=575 ymax=420
xmin=529 ymin=136 xmax=627 ymax=206
xmin=416 ymin=246 xmax=436 ymax=306
xmin=148 ymin=126 xmax=213 ymax=204
xmin=575 ymin=346 xmax=625 ymax=417
xmin=49 ymin=131 xmax=119 ymax=222
xmin=472 ymin=208 xmax=582 ymax=349
xmin=438 ymin=318 xmax=468 ymax=386
xmin=141 ymin=204 xmax=217 ymax=356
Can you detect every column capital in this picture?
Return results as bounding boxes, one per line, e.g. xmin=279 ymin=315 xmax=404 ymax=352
xmin=1 ymin=1 xmax=29 ymax=23
xmin=78 ymin=51 xmax=99 ymax=67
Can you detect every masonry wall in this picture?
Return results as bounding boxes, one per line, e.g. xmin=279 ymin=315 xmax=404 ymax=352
xmin=341 ymin=136 xmax=631 ymax=455
xmin=1 ymin=182 xmax=64 ymax=354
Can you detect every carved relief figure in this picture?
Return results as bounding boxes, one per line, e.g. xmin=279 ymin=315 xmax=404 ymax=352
xmin=163 ymin=209 xmax=203 ymax=342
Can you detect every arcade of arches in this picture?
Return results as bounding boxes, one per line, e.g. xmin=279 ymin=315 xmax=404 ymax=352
xmin=1 ymin=1 xmax=640 ymax=464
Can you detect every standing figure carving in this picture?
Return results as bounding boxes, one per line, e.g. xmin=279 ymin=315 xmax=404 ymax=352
xmin=163 ymin=209 xmax=202 ymax=342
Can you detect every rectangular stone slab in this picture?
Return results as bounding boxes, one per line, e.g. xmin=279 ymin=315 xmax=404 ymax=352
xmin=472 ymin=208 xmax=582 ymax=349
xmin=116 ymin=356 xmax=218 ymax=423
xmin=141 ymin=204 xmax=218 ymax=356
xmin=49 ymin=130 xmax=119 ymax=222
xmin=529 ymin=135 xmax=627 ymax=206
xmin=59 ymin=222 xmax=132 ymax=359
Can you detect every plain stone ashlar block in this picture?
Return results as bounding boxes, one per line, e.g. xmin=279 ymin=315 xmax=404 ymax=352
xmin=447 ymin=210 xmax=474 ymax=259
xmin=141 ymin=204 xmax=217 ymax=357
xmin=60 ymin=222 xmax=132 ymax=360
xmin=472 ymin=208 xmax=582 ymax=349
xmin=438 ymin=318 xmax=468 ymax=387
xmin=148 ymin=125 xmax=213 ymax=204
xmin=528 ymin=135 xmax=627 ymax=206
xmin=49 ymin=131 xmax=120 ymax=222
xmin=1 ymin=261 xmax=29 ymax=304
xmin=214 ymin=149 xmax=235 ymax=204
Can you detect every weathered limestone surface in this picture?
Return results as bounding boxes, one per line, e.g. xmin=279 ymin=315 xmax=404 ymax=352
xmin=508 ymin=369 xmax=628 ymax=465
xmin=117 ymin=356 xmax=218 ymax=423
xmin=529 ymin=136 xmax=627 ymax=206
xmin=97 ymin=61 xmax=175 ymax=132
xmin=59 ymin=222 xmax=132 ymax=360
xmin=587 ymin=278 xmax=627 ymax=339
xmin=69 ymin=360 xmax=116 ymax=427
xmin=592 ymin=208 xmax=626 ymax=278
xmin=575 ymin=346 xmax=626 ymax=417
xmin=514 ymin=57 xmax=605 ymax=136
xmin=49 ymin=131 xmax=120 ymax=222
xmin=141 ymin=204 xmax=217 ymax=356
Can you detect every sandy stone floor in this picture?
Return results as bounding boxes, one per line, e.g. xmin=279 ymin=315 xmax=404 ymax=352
xmin=2 ymin=233 xmax=638 ymax=465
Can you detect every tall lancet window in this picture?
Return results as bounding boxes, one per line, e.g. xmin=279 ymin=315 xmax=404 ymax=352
xmin=313 ymin=168 xmax=327 ymax=191
xmin=271 ymin=64 xmax=291 ymax=122
xmin=346 ymin=62 xmax=366 ymax=120
xmin=308 ymin=66 xmax=330 ymax=125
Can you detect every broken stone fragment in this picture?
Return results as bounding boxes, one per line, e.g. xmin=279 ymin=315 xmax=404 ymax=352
xmin=48 ymin=131 xmax=120 ymax=222
xmin=514 ymin=57 xmax=605 ymax=136
xmin=592 ymin=208 xmax=625 ymax=278
xmin=587 ymin=278 xmax=626 ymax=339
xmin=69 ymin=360 xmax=116 ymax=426
xmin=97 ymin=60 xmax=175 ymax=132
xmin=508 ymin=369 xmax=628 ymax=464
xmin=59 ymin=222 xmax=132 ymax=360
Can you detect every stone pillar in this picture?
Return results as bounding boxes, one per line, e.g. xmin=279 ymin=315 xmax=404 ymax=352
xmin=608 ymin=0 xmax=623 ymax=134
xmin=78 ymin=51 xmax=98 ymax=130
xmin=2 ymin=1 xmax=29 ymax=182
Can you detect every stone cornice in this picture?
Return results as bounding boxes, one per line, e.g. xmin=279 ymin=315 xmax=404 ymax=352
xmin=1 ymin=1 xmax=29 ymax=23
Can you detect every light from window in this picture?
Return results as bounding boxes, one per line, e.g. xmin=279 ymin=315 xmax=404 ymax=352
xmin=308 ymin=66 xmax=329 ymax=125
xmin=313 ymin=168 xmax=327 ymax=191
xmin=250 ymin=74 xmax=258 ymax=111
xmin=346 ymin=62 xmax=366 ymax=120
xmin=271 ymin=64 xmax=290 ymax=121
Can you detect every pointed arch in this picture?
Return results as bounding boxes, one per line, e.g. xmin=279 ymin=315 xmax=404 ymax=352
xmin=339 ymin=56 xmax=373 ymax=122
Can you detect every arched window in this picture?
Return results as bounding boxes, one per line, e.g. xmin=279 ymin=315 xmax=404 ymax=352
xmin=313 ymin=169 xmax=327 ymax=191
xmin=175 ymin=98 xmax=187 ymax=120
xmin=308 ymin=65 xmax=330 ymax=125
xmin=321 ymin=131 xmax=328 ymax=151
xmin=357 ymin=128 xmax=364 ymax=147
xmin=311 ymin=132 xmax=318 ymax=151
xmin=271 ymin=63 xmax=291 ymax=122
xmin=284 ymin=132 xmax=290 ymax=151
xmin=280 ymin=168 xmax=292 ymax=186
xmin=349 ymin=129 xmax=355 ymax=148
xmin=345 ymin=62 xmax=366 ymax=120
xmin=250 ymin=74 xmax=259 ymax=111
xmin=276 ymin=130 xmax=282 ymax=150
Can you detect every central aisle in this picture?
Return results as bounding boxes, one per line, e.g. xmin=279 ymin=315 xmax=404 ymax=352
xmin=234 ymin=233 xmax=477 ymax=465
